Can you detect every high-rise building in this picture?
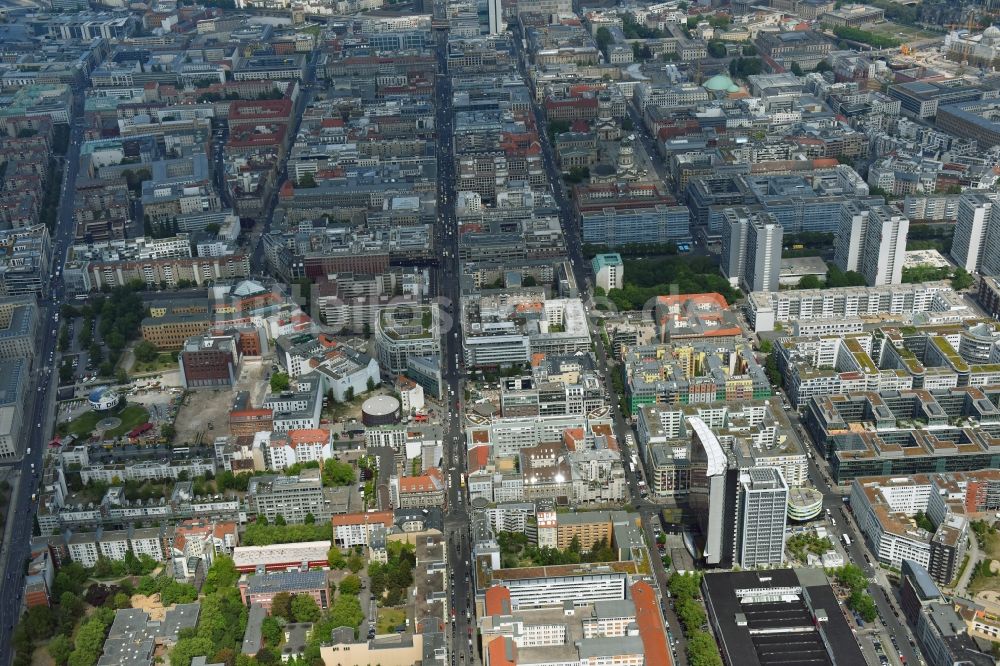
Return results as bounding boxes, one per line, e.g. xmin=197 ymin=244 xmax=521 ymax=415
xmin=981 ymin=205 xmax=1000 ymax=276
xmin=721 ymin=208 xmax=749 ymax=286
xmin=951 ymin=194 xmax=995 ymax=273
xmin=860 ymin=206 xmax=908 ymax=286
xmin=747 ymin=213 xmax=783 ymax=292
xmin=736 ymin=467 xmax=789 ymax=568
xmin=722 ymin=209 xmax=782 ymax=293
xmin=488 ymin=0 xmax=503 ymax=34
xmin=688 ymin=416 xmax=736 ymax=566
xmin=834 ymin=203 xmax=908 ymax=285
xmin=833 ymin=201 xmax=867 ymax=273
xmin=591 ymin=253 xmax=623 ymax=292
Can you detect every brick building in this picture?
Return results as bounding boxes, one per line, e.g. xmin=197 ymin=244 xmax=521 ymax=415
xmin=141 ymin=312 xmax=212 ymax=350
xmin=239 ymin=570 xmax=331 ymax=613
xmin=230 ymin=408 xmax=274 ymax=436
xmin=178 ymin=334 xmax=241 ymax=389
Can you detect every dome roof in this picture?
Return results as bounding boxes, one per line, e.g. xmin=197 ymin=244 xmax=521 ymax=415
xmin=985 ymin=25 xmax=1000 ymax=37
xmin=704 ymin=73 xmax=735 ymax=91
xmin=726 ymin=84 xmax=741 ymax=93
xmin=89 ymin=387 xmax=111 ymax=402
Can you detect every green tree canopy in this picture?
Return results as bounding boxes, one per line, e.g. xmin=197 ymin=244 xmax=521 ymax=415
xmin=347 ymin=553 xmax=365 ymax=574
xmin=134 ymin=340 xmax=159 ymax=363
xmin=952 ymin=266 xmax=974 ymax=290
xmin=261 ymin=616 xmax=283 ymax=646
xmin=595 ymin=27 xmax=612 ymax=56
xmin=328 ymin=594 xmax=364 ymax=633
xmin=729 ymin=56 xmax=763 ymax=78
xmin=328 ymin=547 xmax=346 ymax=569
xmin=271 ymin=592 xmax=294 ymax=622
xmin=323 ymin=459 xmax=355 ymax=486
xmin=48 ymin=634 xmax=73 ymax=666
xmin=796 ymin=274 xmax=824 ymax=290
xmin=23 ymin=605 xmax=55 ymax=640
xmin=202 ymin=556 xmax=239 ymax=594
xmin=338 ymin=575 xmax=362 ymax=596
xmin=270 ymin=372 xmax=290 ymax=392
xmin=687 ymin=629 xmax=723 ymax=666
xmin=291 ymin=594 xmax=321 ymax=623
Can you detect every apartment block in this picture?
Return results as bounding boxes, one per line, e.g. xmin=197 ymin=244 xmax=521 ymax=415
xmin=951 ymin=194 xmax=996 ymax=273
xmin=246 ymin=468 xmax=343 ymax=524
xmin=722 ymin=209 xmax=782 ymax=293
xmin=747 ymin=282 xmax=957 ymax=333
xmin=850 ymin=474 xmax=970 ymax=585
xmin=835 ymin=202 xmax=910 ymax=286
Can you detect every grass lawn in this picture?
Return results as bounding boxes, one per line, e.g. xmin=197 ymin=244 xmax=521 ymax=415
xmin=61 ymin=404 xmax=149 ymax=438
xmin=981 ymin=528 xmax=1000 ymax=561
xmin=867 ymin=21 xmax=940 ymax=41
xmin=376 ymin=607 xmax=407 ymax=634
xmin=131 ymin=353 xmax=178 ymax=374
xmin=969 ymin=564 xmax=1000 ymax=595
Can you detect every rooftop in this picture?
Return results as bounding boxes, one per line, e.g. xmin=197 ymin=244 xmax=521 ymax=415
xmin=703 ymin=569 xmax=864 ymax=666
xmin=232 ymin=541 xmax=331 ymax=569
xmin=245 ymin=570 xmax=328 ymax=595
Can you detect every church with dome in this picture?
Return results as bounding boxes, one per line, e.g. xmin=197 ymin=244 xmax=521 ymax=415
xmin=590 ymin=134 xmax=646 ymax=184
xmin=945 ymin=25 xmax=1000 ymax=67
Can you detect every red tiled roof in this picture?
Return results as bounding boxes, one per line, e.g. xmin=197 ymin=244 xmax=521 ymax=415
xmin=562 ymin=428 xmax=585 ymax=451
xmin=231 ymin=408 xmax=272 ymax=418
xmin=288 ymin=429 xmax=329 ymax=446
xmin=484 ymin=585 xmax=512 ymax=617
xmin=331 ymin=511 xmax=393 ymax=527
xmin=398 ymin=467 xmax=444 ymax=494
xmin=590 ymin=423 xmax=618 ymax=451
xmin=487 ymin=636 xmax=517 ymax=666
xmin=469 ymin=446 xmax=491 ymax=473
xmin=632 ymin=581 xmax=672 ymax=666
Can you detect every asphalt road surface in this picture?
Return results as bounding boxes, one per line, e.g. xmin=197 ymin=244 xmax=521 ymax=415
xmin=0 ymin=89 xmax=86 ymax=665
xmin=434 ymin=29 xmax=479 ymax=666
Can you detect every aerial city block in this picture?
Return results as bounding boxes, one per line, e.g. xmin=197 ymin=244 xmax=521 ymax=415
xmin=5 ymin=0 xmax=1000 ymax=665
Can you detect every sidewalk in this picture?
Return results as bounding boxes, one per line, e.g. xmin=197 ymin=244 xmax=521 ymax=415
xmin=954 ymin=529 xmax=980 ymax=597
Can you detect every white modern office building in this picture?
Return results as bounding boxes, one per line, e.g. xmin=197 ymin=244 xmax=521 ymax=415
xmin=834 ymin=203 xmax=909 ymax=286
xmin=860 ymin=207 xmax=909 ymax=286
xmin=736 ymin=467 xmax=788 ymax=569
xmin=950 ymin=194 xmax=995 ymax=273
xmin=488 ymin=0 xmax=503 ymax=34
xmin=723 ymin=210 xmax=782 ymax=293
